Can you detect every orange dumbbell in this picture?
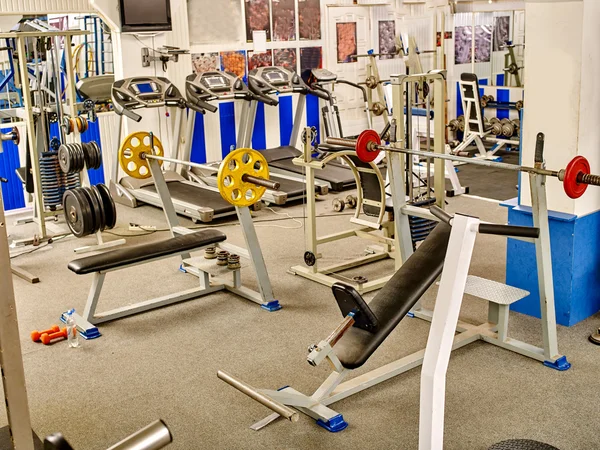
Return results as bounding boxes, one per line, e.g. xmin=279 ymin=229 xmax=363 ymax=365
xmin=40 ymin=328 xmax=68 ymax=345
xmin=31 ymin=325 xmax=60 ymax=342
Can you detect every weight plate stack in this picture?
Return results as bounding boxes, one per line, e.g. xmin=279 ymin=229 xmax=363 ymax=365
xmin=40 ymin=153 xmax=63 ymax=209
xmin=58 ymin=143 xmax=87 ymax=174
xmin=82 ymin=141 xmax=102 ymax=170
xmin=62 ymin=188 xmax=95 ymax=237
xmin=95 ymin=183 xmax=117 ymax=230
xmin=62 ymin=184 xmax=117 ymax=237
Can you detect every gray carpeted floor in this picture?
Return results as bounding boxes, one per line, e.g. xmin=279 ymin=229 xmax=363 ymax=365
xmin=4 ymin=186 xmax=599 ymax=450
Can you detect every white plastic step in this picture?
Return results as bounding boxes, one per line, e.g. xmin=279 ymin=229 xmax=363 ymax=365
xmin=182 ymin=256 xmax=245 ymax=277
xmin=464 ymin=275 xmax=529 ymax=305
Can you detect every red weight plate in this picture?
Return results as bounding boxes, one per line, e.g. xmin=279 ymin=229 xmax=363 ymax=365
xmin=563 ymin=155 xmax=590 ymax=199
xmin=356 ymin=129 xmax=381 ymax=163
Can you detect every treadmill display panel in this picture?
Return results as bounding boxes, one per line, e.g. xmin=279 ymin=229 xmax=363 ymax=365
xmin=265 ymin=71 xmax=286 ymax=85
xmin=205 ymin=76 xmax=228 ymax=88
xmin=135 ymin=83 xmax=156 ymax=94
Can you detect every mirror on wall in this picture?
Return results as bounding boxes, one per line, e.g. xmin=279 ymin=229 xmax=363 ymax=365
xmin=453 ymin=10 xmax=525 ymax=87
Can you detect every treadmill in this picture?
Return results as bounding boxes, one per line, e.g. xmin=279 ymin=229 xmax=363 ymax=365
xmin=181 ymin=70 xmax=327 ymax=204
xmin=110 ymin=76 xmax=237 ymax=223
xmin=245 ymin=66 xmax=357 ymax=192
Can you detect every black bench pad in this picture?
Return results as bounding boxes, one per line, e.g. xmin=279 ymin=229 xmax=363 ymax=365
xmin=335 ymin=222 xmax=452 ymax=369
xmin=68 ymin=230 xmax=227 ymax=275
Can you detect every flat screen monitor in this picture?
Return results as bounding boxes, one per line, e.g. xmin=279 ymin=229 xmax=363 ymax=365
xmin=119 ymin=0 xmax=172 ymax=33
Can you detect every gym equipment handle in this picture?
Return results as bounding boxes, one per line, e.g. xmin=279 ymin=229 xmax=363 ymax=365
xmin=478 ymin=223 xmax=540 ymax=239
xmin=242 ymin=174 xmax=280 ymax=190
xmin=106 ymin=420 xmax=172 ymax=450
xmin=430 ymin=206 xmax=453 ymax=225
xmin=217 ymin=371 xmax=299 ymax=422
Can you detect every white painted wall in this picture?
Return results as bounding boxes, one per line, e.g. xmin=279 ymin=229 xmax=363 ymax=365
xmin=520 ymin=0 xmax=583 ymax=214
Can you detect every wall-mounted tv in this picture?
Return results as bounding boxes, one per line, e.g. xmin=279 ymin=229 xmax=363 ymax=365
xmin=119 ymin=0 xmax=172 ymax=33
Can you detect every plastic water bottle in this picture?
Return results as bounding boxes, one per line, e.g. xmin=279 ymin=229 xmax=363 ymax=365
xmin=65 ymin=309 xmax=80 ymax=348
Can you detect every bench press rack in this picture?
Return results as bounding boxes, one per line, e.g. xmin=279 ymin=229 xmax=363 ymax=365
xmin=64 ymin=146 xmax=281 ymax=339
xmin=217 ymin=71 xmax=572 ymax=436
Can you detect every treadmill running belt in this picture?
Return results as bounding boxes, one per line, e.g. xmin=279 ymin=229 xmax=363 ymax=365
xmin=275 ymin=177 xmax=318 ymax=197
xmin=142 ymin=182 xmax=235 ymax=215
xmin=271 ymin=159 xmax=356 ymax=192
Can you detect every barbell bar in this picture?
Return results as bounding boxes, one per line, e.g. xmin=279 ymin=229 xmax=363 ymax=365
xmin=118 ymin=132 xmax=280 ymax=207
xmin=326 ymin=130 xmax=600 ymax=199
xmin=141 ymin=154 xmax=280 ymax=191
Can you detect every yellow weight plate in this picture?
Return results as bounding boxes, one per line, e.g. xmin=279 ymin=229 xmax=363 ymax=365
xmin=217 ymin=148 xmax=269 ymax=207
xmin=118 ymin=131 xmax=164 ymax=179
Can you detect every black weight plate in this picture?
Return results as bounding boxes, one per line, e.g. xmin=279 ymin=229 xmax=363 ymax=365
xmin=57 ymin=145 xmax=71 ymax=173
xmin=90 ymin=185 xmax=106 ymax=231
xmin=95 ymin=183 xmax=117 ymax=229
xmin=63 ymin=189 xmax=92 ymax=237
xmin=75 ymin=144 xmax=85 ymax=172
xmin=84 ymin=142 xmax=95 ymax=169
xmin=80 ymin=186 xmax=102 ymax=233
xmin=90 ymin=142 xmax=99 ymax=169
xmin=92 ymin=141 xmax=102 ymax=169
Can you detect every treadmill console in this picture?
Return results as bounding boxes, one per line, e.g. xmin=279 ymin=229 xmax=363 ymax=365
xmin=112 ymin=76 xmax=188 ymax=122
xmin=186 ymin=71 xmax=251 ymax=104
xmin=248 ymin=66 xmax=308 ymax=97
xmin=307 ymin=68 xmax=337 ymax=83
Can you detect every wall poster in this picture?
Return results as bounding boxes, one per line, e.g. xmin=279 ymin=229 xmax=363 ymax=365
xmin=192 ymin=53 xmax=220 ymax=74
xmin=298 ymin=0 xmax=321 ymax=40
xmin=248 ymin=50 xmax=273 ymax=71
xmin=221 ymin=51 xmax=247 ymax=80
xmin=272 ymin=0 xmax=296 ymax=41
xmin=300 ymin=47 xmax=322 ymax=71
xmin=475 ymin=25 xmax=492 ymax=63
xmin=454 ymin=25 xmax=472 ymax=65
xmin=336 ymin=22 xmax=357 ymax=64
xmin=378 ymin=20 xmax=396 ymax=60
xmin=188 ymin=0 xmax=243 ymax=44
xmin=245 ymin=0 xmax=271 ymax=42
xmin=493 ymin=16 xmax=510 ymax=51
xmin=274 ymin=48 xmax=297 ymax=70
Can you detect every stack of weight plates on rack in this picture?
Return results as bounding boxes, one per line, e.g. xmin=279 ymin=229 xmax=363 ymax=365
xmin=62 ymin=184 xmax=117 ymax=237
xmin=39 ymin=152 xmax=81 ymax=211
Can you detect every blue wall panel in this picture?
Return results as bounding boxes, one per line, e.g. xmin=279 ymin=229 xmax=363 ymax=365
xmin=79 ymin=120 xmax=105 ymax=185
xmin=219 ymin=102 xmax=237 ymax=158
xmin=252 ymin=102 xmax=267 ymax=150
xmin=496 ymin=89 xmax=510 ymax=120
xmin=190 ymin=113 xmax=207 ymax=163
xmin=279 ymin=96 xmax=294 ymax=146
xmin=306 ymin=95 xmax=321 ymax=143
xmin=0 ymin=133 xmax=25 ymax=210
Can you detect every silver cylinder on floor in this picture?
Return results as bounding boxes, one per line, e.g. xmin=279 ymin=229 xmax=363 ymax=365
xmin=107 ymin=420 xmax=172 ymax=450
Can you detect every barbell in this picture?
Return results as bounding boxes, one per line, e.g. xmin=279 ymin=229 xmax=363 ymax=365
xmin=118 ymin=131 xmax=280 ymax=207
xmin=0 ymin=127 xmax=19 ymax=145
xmin=326 ymin=130 xmax=600 ymax=199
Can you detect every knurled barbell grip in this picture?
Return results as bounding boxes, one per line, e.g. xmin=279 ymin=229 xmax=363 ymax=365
xmin=578 ymin=173 xmax=600 ymax=187
xmin=242 ymin=174 xmax=281 ymax=191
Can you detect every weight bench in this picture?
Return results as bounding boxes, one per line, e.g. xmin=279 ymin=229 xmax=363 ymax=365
xmin=219 ymin=222 xmax=452 ymax=431
xmin=64 ymin=229 xmax=227 ymax=339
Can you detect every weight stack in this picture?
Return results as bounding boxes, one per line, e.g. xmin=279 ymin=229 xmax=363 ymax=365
xmin=408 ymin=198 xmax=438 ymax=250
xmin=39 ymin=152 xmax=81 ymax=211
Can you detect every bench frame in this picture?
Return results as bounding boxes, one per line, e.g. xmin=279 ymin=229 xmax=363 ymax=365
xmin=219 ymin=173 xmax=570 ymax=435
xmin=218 ymin=73 xmax=568 ymax=434
xmin=66 ymin=156 xmax=280 ymax=339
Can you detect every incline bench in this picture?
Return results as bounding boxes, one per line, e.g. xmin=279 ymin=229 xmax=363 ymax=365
xmin=65 ymin=229 xmax=226 ymax=339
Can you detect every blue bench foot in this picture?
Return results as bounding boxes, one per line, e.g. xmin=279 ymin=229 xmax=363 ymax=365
xmin=261 ymin=301 xmax=282 ymax=312
xmin=543 ymin=355 xmax=571 ymax=371
xmin=316 ymin=415 xmax=348 ymax=432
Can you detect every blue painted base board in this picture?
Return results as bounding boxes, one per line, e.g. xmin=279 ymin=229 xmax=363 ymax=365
xmin=503 ymin=198 xmax=600 ymax=326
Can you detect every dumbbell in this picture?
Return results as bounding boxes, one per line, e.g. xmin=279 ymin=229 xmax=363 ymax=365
xmin=489 ymin=117 xmax=503 ymax=135
xmin=332 ymin=195 xmax=358 ymax=212
xmin=515 ymin=100 xmax=524 ymax=111
xmin=481 ymin=95 xmax=495 ymax=108
xmin=370 ymin=102 xmax=386 ymax=117
xmin=448 ymin=115 xmax=465 ymax=133
xmin=501 ymin=118 xmax=521 ymax=138
xmin=31 ymin=325 xmax=60 ymax=342
xmin=40 ymin=327 xmax=68 ymax=345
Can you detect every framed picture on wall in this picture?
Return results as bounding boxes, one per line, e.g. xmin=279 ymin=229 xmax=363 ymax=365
xmin=299 ymin=0 xmax=321 ymax=40
xmin=300 ymin=47 xmax=322 ymax=70
xmin=454 ymin=25 xmax=472 ymax=65
xmin=192 ymin=53 xmax=220 ymax=74
xmin=274 ymin=48 xmax=297 ymax=70
xmin=474 ymin=25 xmax=491 ymax=63
xmin=248 ymin=50 xmax=273 ymax=70
xmin=272 ymin=0 xmax=296 ymax=41
xmin=493 ymin=16 xmax=510 ymax=51
xmin=379 ymin=20 xmax=396 ymax=60
xmin=221 ymin=50 xmax=247 ymax=80
xmin=245 ymin=0 xmax=271 ymax=42
xmin=336 ymin=22 xmax=357 ymax=64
